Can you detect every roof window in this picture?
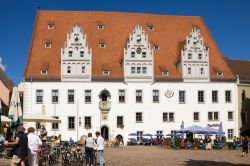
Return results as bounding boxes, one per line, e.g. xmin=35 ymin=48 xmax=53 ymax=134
xmin=162 ymin=71 xmax=169 ymax=76
xmin=103 ymin=70 xmax=110 ymax=75
xmin=48 ymin=23 xmax=54 ymax=30
xmin=45 ymin=43 xmax=52 ymax=48
xmin=153 ymin=45 xmax=160 ymax=50
xmin=147 ymin=24 xmax=154 ymax=31
xmin=97 ymin=24 xmax=104 ymax=30
xmin=217 ymin=72 xmax=223 ymax=77
xmin=41 ymin=70 xmax=48 ymax=75
xmin=99 ymin=42 xmax=106 ymax=48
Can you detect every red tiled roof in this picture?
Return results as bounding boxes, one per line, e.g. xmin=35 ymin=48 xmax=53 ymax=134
xmin=226 ymin=59 xmax=250 ymax=82
xmin=24 ymin=10 xmax=235 ymax=81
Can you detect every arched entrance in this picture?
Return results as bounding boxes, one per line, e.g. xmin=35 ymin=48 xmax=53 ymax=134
xmin=99 ymin=89 xmax=111 ymax=101
xmin=101 ymin=126 xmax=109 ymax=140
xmin=116 ymin=134 xmax=124 ymax=144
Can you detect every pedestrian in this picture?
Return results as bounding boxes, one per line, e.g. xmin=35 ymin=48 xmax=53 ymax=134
xmin=40 ymin=125 xmax=47 ymax=143
xmin=6 ymin=126 xmax=28 ymax=166
xmin=86 ymin=133 xmax=95 ymax=166
xmin=27 ymin=127 xmax=42 ymax=166
xmin=96 ymin=131 xmax=105 ymax=166
xmin=242 ymin=136 xmax=249 ymax=157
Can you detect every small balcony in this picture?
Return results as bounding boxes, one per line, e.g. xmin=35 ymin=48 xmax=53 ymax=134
xmin=99 ymin=101 xmax=111 ymax=111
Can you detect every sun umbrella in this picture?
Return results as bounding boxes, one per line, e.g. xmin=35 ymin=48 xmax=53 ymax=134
xmin=143 ymin=134 xmax=153 ymax=137
xmin=129 ymin=133 xmax=138 ymax=136
xmin=166 ymin=133 xmax=181 ymax=137
xmin=203 ymin=127 xmax=219 ymax=134
xmin=218 ymin=122 xmax=223 ymax=143
xmin=1 ymin=115 xmax=11 ymax=123
xmin=8 ymin=87 xmax=22 ymax=131
xmin=154 ymin=133 xmax=164 ymax=137
xmin=176 ymin=125 xmax=204 ymax=134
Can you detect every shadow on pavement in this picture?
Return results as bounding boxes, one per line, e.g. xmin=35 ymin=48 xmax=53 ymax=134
xmin=184 ymin=159 xmax=249 ymax=166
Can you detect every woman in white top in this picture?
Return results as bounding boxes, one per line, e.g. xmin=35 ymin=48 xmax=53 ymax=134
xmin=27 ymin=127 xmax=42 ymax=166
xmin=85 ymin=132 xmax=95 ymax=166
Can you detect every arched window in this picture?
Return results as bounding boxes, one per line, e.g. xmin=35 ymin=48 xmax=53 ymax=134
xmin=67 ymin=66 xmax=71 ymax=74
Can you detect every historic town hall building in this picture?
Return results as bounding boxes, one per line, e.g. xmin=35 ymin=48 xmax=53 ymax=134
xmin=23 ymin=10 xmax=237 ymax=141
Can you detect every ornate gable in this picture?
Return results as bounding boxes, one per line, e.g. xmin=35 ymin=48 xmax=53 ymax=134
xmin=61 ymin=25 xmax=92 ymax=81
xmin=123 ymin=25 xmax=154 ymax=82
xmin=180 ymin=27 xmax=210 ymax=82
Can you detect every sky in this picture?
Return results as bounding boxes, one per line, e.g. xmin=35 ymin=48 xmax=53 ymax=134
xmin=0 ymin=0 xmax=249 ymax=85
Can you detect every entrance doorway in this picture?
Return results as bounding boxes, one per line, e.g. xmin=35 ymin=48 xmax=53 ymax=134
xmin=101 ymin=126 xmax=109 ymax=140
xmin=116 ymin=135 xmax=124 ymax=145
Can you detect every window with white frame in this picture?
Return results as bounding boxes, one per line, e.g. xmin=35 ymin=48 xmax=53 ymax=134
xmin=142 ymin=66 xmax=147 ymax=74
xmin=193 ymin=112 xmax=199 ymax=121
xmin=52 ymin=116 xmax=59 ymax=130
xmin=136 ymin=90 xmax=142 ymax=103
xmin=153 ymin=90 xmax=159 ymax=102
xmin=208 ymin=112 xmax=219 ymax=121
xmin=52 ymin=90 xmax=59 ymax=103
xmin=117 ymin=116 xmax=124 ymax=127
xmin=41 ymin=70 xmax=48 ymax=75
xmin=198 ymin=91 xmax=204 ymax=103
xmin=225 ymin=91 xmax=231 ymax=102
xmin=80 ymin=51 xmax=84 ymax=57
xmin=200 ymin=68 xmax=204 ymax=75
xmin=45 ymin=43 xmax=52 ymax=48
xmin=137 ymin=67 xmax=141 ymax=74
xmin=68 ymin=51 xmax=73 ymax=57
xmin=137 ymin=131 xmax=143 ymax=140
xmin=147 ymin=25 xmax=154 ymax=31
xmin=68 ymin=90 xmax=74 ymax=103
xmin=188 ymin=53 xmax=192 ymax=60
xmin=163 ymin=112 xmax=174 ymax=122
xmin=84 ymin=116 xmax=91 ymax=128
xmin=131 ymin=66 xmax=136 ymax=74
xmin=36 ymin=90 xmax=43 ymax=103
xmin=228 ymin=111 xmax=233 ymax=121
xmin=179 ymin=91 xmax=185 ymax=103
xmin=188 ymin=67 xmax=191 ymax=74
xmin=142 ymin=52 xmax=147 ymax=58
xmin=131 ymin=51 xmax=135 ymax=58
xmin=67 ymin=66 xmax=71 ymax=74
xmin=118 ymin=90 xmax=125 ymax=103
xmin=162 ymin=71 xmax=169 ymax=76
xmin=103 ymin=70 xmax=110 ymax=75
xmin=228 ymin=129 xmax=234 ymax=139
xmin=156 ymin=131 xmax=163 ymax=139
xmin=97 ymin=24 xmax=104 ymax=30
xmin=68 ymin=116 xmax=75 ymax=129
xmin=153 ymin=45 xmax=160 ymax=50
xmin=82 ymin=66 xmax=85 ymax=74
xmin=212 ymin=90 xmax=218 ymax=103
xmin=198 ymin=53 xmax=202 ymax=60
xmin=136 ymin=112 xmax=142 ymax=123
xmin=99 ymin=43 xmax=106 ymax=48
xmin=48 ymin=23 xmax=54 ymax=29
xmin=85 ymin=90 xmax=92 ymax=103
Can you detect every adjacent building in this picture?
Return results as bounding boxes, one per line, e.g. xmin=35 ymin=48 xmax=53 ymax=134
xmin=23 ymin=10 xmax=237 ymax=141
xmin=226 ymin=59 xmax=250 ymax=137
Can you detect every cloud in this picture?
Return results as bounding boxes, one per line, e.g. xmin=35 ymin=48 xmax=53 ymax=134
xmin=0 ymin=57 xmax=6 ymax=71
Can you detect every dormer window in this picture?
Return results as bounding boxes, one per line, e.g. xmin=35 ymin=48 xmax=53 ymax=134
xmin=131 ymin=51 xmax=135 ymax=58
xmin=153 ymin=45 xmax=160 ymax=50
xmin=99 ymin=43 xmax=106 ymax=48
xmin=188 ymin=53 xmax=192 ymax=60
xmin=48 ymin=23 xmax=54 ymax=30
xmin=41 ymin=70 xmax=48 ymax=75
xmin=97 ymin=24 xmax=104 ymax=30
xmin=217 ymin=72 xmax=223 ymax=77
xmin=103 ymin=70 xmax=110 ymax=75
xmin=147 ymin=25 xmax=154 ymax=31
xmin=162 ymin=71 xmax=169 ymax=76
xmin=80 ymin=51 xmax=84 ymax=57
xmin=142 ymin=52 xmax=146 ymax=58
xmin=68 ymin=51 xmax=73 ymax=57
xmin=45 ymin=43 xmax=52 ymax=48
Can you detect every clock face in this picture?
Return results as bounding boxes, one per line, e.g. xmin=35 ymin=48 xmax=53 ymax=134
xmin=136 ymin=47 xmax=142 ymax=54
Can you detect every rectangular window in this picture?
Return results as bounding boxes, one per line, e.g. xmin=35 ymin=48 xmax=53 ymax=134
xmin=188 ymin=68 xmax=191 ymax=74
xmin=103 ymin=70 xmax=110 ymax=75
xmin=117 ymin=116 xmax=124 ymax=127
xmin=136 ymin=90 xmax=142 ymax=103
xmin=137 ymin=131 xmax=143 ymax=141
xmin=68 ymin=116 xmax=75 ymax=129
xmin=36 ymin=90 xmax=43 ymax=103
xmin=208 ymin=112 xmax=219 ymax=121
xmin=82 ymin=66 xmax=85 ymax=73
xmin=68 ymin=90 xmax=75 ymax=103
xmin=228 ymin=111 xmax=233 ymax=121
xmin=228 ymin=129 xmax=234 ymax=139
xmin=52 ymin=116 xmax=59 ymax=130
xmin=193 ymin=112 xmax=199 ymax=121
xmin=119 ymin=90 xmax=125 ymax=103
xmin=80 ymin=51 xmax=84 ymax=57
xmin=156 ymin=131 xmax=163 ymax=139
xmin=163 ymin=112 xmax=174 ymax=122
xmin=136 ymin=112 xmax=142 ymax=123
xmin=68 ymin=51 xmax=73 ymax=57
xmin=212 ymin=91 xmax=218 ymax=103
xmin=137 ymin=67 xmax=141 ymax=74
xmin=179 ymin=91 xmax=185 ymax=103
xmin=142 ymin=67 xmax=147 ymax=74
xmin=52 ymin=90 xmax=59 ymax=103
xmin=84 ymin=117 xmax=91 ymax=128
xmin=188 ymin=53 xmax=192 ymax=59
xmin=153 ymin=90 xmax=159 ymax=102
xmin=225 ymin=91 xmax=231 ymax=102
xmin=200 ymin=68 xmax=204 ymax=74
xmin=45 ymin=43 xmax=52 ymax=48
xmin=131 ymin=67 xmax=135 ymax=74
xmin=198 ymin=91 xmax=204 ymax=103
xmin=41 ymin=70 xmax=48 ymax=75
xmin=198 ymin=54 xmax=202 ymax=60
xmin=85 ymin=90 xmax=92 ymax=103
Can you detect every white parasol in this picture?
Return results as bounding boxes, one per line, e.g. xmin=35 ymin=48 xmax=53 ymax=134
xmin=8 ymin=87 xmax=22 ymax=128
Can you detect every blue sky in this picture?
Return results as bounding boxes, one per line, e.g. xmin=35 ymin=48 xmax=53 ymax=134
xmin=0 ymin=0 xmax=249 ymax=85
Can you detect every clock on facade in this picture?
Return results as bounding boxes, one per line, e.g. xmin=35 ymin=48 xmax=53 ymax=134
xmin=136 ymin=47 xmax=142 ymax=54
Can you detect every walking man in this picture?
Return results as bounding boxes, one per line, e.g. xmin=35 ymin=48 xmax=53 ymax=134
xmin=242 ymin=136 xmax=249 ymax=157
xmin=96 ymin=131 xmax=105 ymax=166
